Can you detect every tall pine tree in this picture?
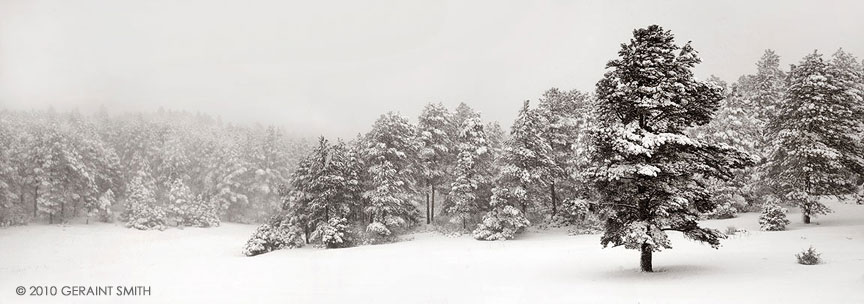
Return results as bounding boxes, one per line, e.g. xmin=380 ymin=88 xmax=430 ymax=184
xmin=361 ymin=112 xmax=420 ymax=237
xmin=445 ymin=114 xmax=493 ymax=230
xmin=590 ymin=25 xmax=752 ymax=272
xmin=416 ymin=102 xmax=454 ymax=224
xmin=767 ymin=50 xmax=864 ymax=223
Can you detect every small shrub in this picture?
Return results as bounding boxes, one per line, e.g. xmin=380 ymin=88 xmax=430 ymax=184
xmin=243 ymin=217 xmax=304 ymax=256
xmin=796 ymin=246 xmax=822 ymax=265
xmin=707 ymin=202 xmax=739 ymax=219
xmin=319 ymin=218 xmax=353 ymax=249
xmin=473 ymin=205 xmax=530 ymax=241
xmin=545 ymin=198 xmax=591 ymax=228
xmin=759 ymin=202 xmax=790 ymax=231
xmin=724 ymin=226 xmax=738 ymax=236
xmin=363 ymin=222 xmax=395 ymax=245
xmin=704 ymin=189 xmax=747 ymax=219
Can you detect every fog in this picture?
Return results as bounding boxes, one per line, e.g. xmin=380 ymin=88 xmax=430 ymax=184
xmin=1 ymin=0 xmax=862 ymax=138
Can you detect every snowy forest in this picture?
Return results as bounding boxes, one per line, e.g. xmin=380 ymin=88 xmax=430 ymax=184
xmin=2 ymin=25 xmax=862 ymax=273
xmin=2 ymin=17 xmax=864 ymax=303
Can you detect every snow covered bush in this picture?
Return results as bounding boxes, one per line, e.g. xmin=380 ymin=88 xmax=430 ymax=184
xmin=704 ymin=193 xmax=748 ymax=219
xmin=125 ymin=201 xmax=166 ymax=230
xmin=759 ymin=202 xmax=790 ymax=231
xmin=363 ymin=221 xmax=394 ymax=244
xmin=123 ymin=173 xmax=167 ymax=230
xmin=319 ymin=217 xmax=353 ymax=248
xmin=183 ymin=195 xmax=221 ymax=227
xmin=473 ymin=205 xmax=530 ymax=241
xmin=546 ymin=198 xmax=591 ymax=228
xmin=243 ymin=217 xmax=304 ymax=256
xmin=796 ymin=246 xmax=822 ymax=265
xmin=707 ymin=202 xmax=739 ymax=219
xmin=166 ymin=179 xmax=221 ymax=228
xmin=93 ymin=189 xmax=115 ymax=223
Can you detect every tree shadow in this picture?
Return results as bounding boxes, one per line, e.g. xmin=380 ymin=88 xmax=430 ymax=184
xmin=591 ymin=264 xmax=719 ymax=281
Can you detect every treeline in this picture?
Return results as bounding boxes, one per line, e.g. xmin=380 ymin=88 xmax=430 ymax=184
xmin=0 ymin=109 xmax=310 ymax=227
xmin=694 ymin=48 xmax=864 ymax=223
xmin=244 ymin=95 xmax=598 ymax=255
xmin=243 ymin=25 xmax=864 ymax=263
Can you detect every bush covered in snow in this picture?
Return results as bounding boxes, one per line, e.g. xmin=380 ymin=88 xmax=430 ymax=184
xmin=123 ymin=174 xmax=167 ymax=230
xmin=759 ymin=202 xmax=790 ymax=231
xmin=318 ymin=217 xmax=353 ymax=248
xmin=545 ymin=198 xmax=591 ymax=228
xmin=705 ymin=201 xmax=739 ymax=219
xmin=854 ymin=186 xmax=864 ymax=205
xmin=125 ymin=202 xmax=166 ymax=230
xmin=166 ymin=179 xmax=221 ymax=228
xmin=363 ymin=222 xmax=395 ymax=244
xmin=704 ymin=193 xmax=747 ymax=219
xmin=473 ymin=205 xmax=530 ymax=241
xmin=243 ymin=217 xmax=304 ymax=256
xmin=796 ymin=246 xmax=822 ymax=265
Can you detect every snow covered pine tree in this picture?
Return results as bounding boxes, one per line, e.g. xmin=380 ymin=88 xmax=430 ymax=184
xmin=766 ymin=50 xmax=864 ymax=223
xmin=360 ymin=112 xmax=420 ymax=240
xmin=590 ymin=25 xmax=752 ymax=272
xmin=416 ymin=102 xmax=455 ymax=224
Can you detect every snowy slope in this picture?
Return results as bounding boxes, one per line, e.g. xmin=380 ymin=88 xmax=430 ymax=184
xmin=1 ymin=200 xmax=862 ymax=304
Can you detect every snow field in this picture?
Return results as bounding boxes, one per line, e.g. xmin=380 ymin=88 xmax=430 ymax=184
xmin=1 ymin=201 xmax=862 ymax=304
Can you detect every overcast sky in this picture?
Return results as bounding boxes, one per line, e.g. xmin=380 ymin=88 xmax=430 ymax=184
xmin=1 ymin=0 xmax=862 ymax=138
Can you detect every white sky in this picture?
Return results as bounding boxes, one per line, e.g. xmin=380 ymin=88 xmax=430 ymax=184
xmin=1 ymin=0 xmax=863 ymax=138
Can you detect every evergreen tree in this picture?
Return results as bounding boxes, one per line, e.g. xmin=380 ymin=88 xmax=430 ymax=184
xmin=451 ymin=102 xmax=476 ymax=133
xmin=123 ymin=167 xmax=166 ymax=230
xmin=759 ymin=201 xmax=790 ymax=231
xmin=361 ymin=112 xmax=420 ymax=237
xmin=472 ymin=186 xmax=530 ymax=241
xmin=0 ymin=114 xmax=26 ymax=226
xmin=445 ymin=115 xmax=493 ymax=230
xmin=693 ymin=78 xmax=762 ymax=217
xmin=748 ymin=50 xmax=787 ymax=124
xmin=498 ymin=101 xmax=554 ymax=215
xmin=537 ymin=88 xmax=593 ymax=218
xmin=590 ymin=25 xmax=752 ymax=272
xmin=285 ymin=137 xmax=363 ymax=243
xmin=242 ymin=214 xmax=305 ymax=256
xmin=416 ymin=102 xmax=454 ymax=224
xmin=766 ymin=50 xmax=864 ymax=223
xmin=92 ymin=189 xmax=115 ymax=223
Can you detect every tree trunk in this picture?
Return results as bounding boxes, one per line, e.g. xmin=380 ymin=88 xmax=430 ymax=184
xmin=550 ymin=182 xmax=558 ymax=217
xmin=640 ymin=243 xmax=653 ymax=272
xmin=304 ymin=225 xmax=310 ymax=244
xmin=430 ymin=186 xmax=435 ymax=222
xmin=33 ymin=186 xmax=39 ymax=218
xmin=803 ymin=213 xmax=811 ymax=224
xmin=425 ymin=192 xmax=430 ymax=224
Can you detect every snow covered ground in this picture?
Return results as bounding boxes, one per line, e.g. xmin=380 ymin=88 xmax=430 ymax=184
xmin=1 ymin=200 xmax=862 ymax=304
